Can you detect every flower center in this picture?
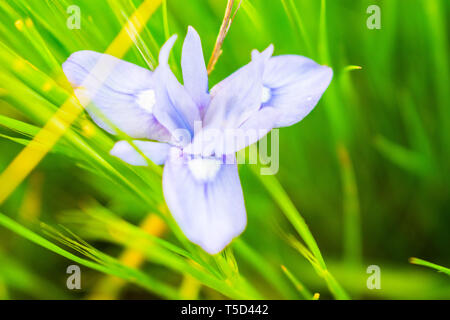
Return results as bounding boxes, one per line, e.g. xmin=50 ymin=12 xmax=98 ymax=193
xmin=261 ymin=86 xmax=272 ymax=104
xmin=136 ymin=89 xmax=156 ymax=113
xmin=188 ymin=157 xmax=222 ymax=182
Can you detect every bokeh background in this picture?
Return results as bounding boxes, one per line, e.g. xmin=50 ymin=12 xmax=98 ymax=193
xmin=0 ymin=0 xmax=448 ymax=299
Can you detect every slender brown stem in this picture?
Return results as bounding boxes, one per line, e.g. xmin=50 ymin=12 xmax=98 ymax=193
xmin=207 ymin=0 xmax=242 ymax=75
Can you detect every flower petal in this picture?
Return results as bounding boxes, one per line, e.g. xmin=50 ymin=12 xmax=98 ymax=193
xmin=62 ymin=50 xmax=171 ymax=141
xmin=205 ymin=55 xmax=264 ymax=130
xmin=185 ymin=54 xmax=279 ymax=157
xmin=186 ymin=106 xmax=280 ymax=157
xmin=152 ymin=35 xmax=201 ymax=141
xmin=234 ymin=106 xmax=280 ymax=150
xmin=158 ymin=35 xmax=178 ymax=65
xmin=181 ymin=26 xmax=210 ymax=115
xmin=163 ymin=150 xmax=246 ymax=254
xmin=110 ymin=140 xmax=171 ymax=166
xmin=251 ymin=44 xmax=274 ymax=61
xmin=187 ymin=54 xmax=265 ymax=157
xmin=257 ymin=53 xmax=333 ymax=127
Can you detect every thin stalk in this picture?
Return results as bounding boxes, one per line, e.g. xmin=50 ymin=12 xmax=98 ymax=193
xmin=207 ymin=0 xmax=242 ymax=74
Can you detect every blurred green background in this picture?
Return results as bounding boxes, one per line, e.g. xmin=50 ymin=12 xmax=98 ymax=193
xmin=0 ymin=0 xmax=448 ymax=300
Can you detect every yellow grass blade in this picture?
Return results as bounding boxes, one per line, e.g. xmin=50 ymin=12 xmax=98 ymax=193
xmin=0 ymin=0 xmax=162 ymax=205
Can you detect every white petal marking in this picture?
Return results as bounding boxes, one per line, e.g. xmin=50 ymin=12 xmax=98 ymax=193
xmin=261 ymin=86 xmax=272 ymax=104
xmin=136 ymin=89 xmax=156 ymax=113
xmin=188 ymin=157 xmax=222 ymax=182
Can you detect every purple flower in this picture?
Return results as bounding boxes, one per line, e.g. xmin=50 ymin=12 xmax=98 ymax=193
xmin=62 ymin=26 xmax=332 ymax=254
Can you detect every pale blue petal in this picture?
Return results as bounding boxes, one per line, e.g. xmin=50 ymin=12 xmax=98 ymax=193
xmin=152 ymin=36 xmax=201 ymax=140
xmin=62 ymin=51 xmax=171 ymax=141
xmin=234 ymin=106 xmax=280 ymax=151
xmin=251 ymin=44 xmax=274 ymax=61
xmin=110 ymin=140 xmax=171 ymax=166
xmin=158 ymin=35 xmax=178 ymax=65
xmin=186 ymin=53 xmax=273 ymax=156
xmin=203 ymin=53 xmax=265 ymax=133
xmin=186 ymin=106 xmax=280 ymax=157
xmin=258 ymin=54 xmax=333 ymax=127
xmin=182 ymin=26 xmax=210 ymax=115
xmin=163 ymin=150 xmax=246 ymax=254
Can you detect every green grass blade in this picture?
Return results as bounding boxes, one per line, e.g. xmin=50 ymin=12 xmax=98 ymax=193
xmin=409 ymin=258 xmax=450 ymax=276
xmin=0 ymin=212 xmax=180 ymax=299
